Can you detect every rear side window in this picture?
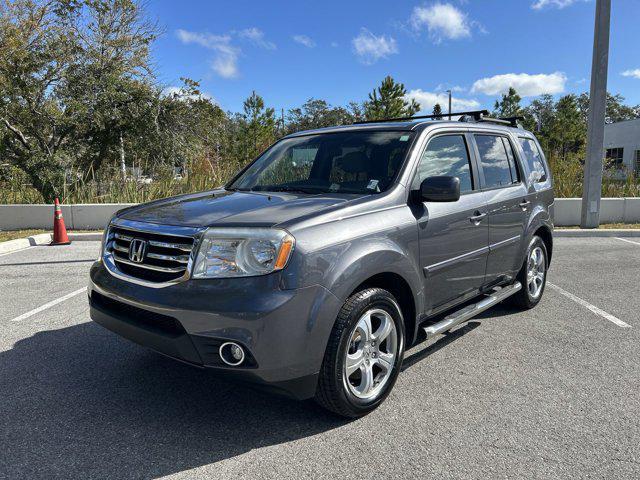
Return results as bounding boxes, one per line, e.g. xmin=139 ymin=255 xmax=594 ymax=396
xmin=518 ymin=137 xmax=547 ymax=182
xmin=502 ymin=138 xmax=520 ymax=183
xmin=474 ymin=135 xmax=518 ymax=188
xmin=413 ymin=135 xmax=473 ymax=193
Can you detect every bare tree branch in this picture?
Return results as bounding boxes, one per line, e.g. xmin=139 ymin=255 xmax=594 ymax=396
xmin=1 ymin=117 xmax=30 ymax=150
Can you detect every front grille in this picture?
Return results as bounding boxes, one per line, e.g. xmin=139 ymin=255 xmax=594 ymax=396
xmin=91 ymin=291 xmax=186 ymax=337
xmin=105 ymin=225 xmax=196 ymax=283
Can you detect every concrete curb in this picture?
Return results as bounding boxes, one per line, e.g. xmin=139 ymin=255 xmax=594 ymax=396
xmin=2 ymin=198 xmax=640 ymax=228
xmin=554 ymin=229 xmax=640 ymax=237
xmin=68 ymin=232 xmax=103 ymax=241
xmin=0 ymin=231 xmax=103 ymax=255
xmin=0 ymin=233 xmax=52 ymax=255
xmin=0 ymin=203 xmax=133 ymax=230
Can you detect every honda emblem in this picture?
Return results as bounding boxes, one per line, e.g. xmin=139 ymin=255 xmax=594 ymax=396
xmin=128 ymin=238 xmax=147 ymax=263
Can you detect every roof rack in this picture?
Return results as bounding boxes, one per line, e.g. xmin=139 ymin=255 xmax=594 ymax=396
xmin=459 ymin=113 xmax=524 ymax=128
xmin=499 ymin=115 xmax=525 ymax=128
xmin=351 ymin=110 xmax=524 ymax=128
xmin=352 ymin=110 xmax=490 ymax=125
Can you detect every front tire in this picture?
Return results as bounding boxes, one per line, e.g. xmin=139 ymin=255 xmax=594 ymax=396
xmin=509 ymin=235 xmax=548 ymax=309
xmin=315 ymin=288 xmax=405 ymax=418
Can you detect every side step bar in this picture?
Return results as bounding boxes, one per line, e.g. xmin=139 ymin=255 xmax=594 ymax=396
xmin=422 ymin=282 xmax=522 ymax=339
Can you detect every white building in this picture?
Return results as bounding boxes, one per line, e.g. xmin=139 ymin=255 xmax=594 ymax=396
xmin=604 ymin=118 xmax=640 ymax=175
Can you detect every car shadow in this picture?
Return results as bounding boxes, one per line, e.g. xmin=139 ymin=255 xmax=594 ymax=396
xmin=401 ymin=321 xmax=482 ymax=371
xmin=0 ymin=322 xmax=348 ymax=479
xmin=401 ymin=302 xmax=521 ymax=371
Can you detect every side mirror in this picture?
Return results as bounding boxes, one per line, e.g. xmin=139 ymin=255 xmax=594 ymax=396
xmin=417 ymin=176 xmax=461 ymax=202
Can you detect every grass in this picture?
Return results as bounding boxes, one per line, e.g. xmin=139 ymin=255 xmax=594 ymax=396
xmin=0 ymin=229 xmax=99 ymax=242
xmin=0 ymin=229 xmax=50 ymax=242
xmin=2 ymin=153 xmax=640 ymax=203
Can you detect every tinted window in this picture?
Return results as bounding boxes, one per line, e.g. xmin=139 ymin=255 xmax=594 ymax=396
xmin=518 ymin=137 xmax=547 ymax=182
xmin=413 ymin=135 xmax=473 ymax=193
xmin=475 ymin=135 xmax=514 ymax=188
xmin=230 ymin=131 xmax=414 ymax=194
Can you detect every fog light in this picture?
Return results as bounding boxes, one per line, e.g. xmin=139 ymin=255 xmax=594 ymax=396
xmin=219 ymin=341 xmax=246 ymax=366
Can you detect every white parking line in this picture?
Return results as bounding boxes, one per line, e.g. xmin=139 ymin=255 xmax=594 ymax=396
xmin=615 ymin=237 xmax=640 ymax=247
xmin=547 ymin=283 xmax=631 ymax=328
xmin=10 ymin=287 xmax=87 ymax=323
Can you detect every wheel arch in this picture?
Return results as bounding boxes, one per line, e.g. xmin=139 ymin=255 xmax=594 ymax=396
xmin=350 ymin=272 xmax=418 ymax=348
xmin=533 ymin=224 xmax=553 ymax=265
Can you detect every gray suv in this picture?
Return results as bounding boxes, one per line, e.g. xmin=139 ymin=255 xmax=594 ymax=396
xmin=89 ymin=111 xmax=554 ymax=417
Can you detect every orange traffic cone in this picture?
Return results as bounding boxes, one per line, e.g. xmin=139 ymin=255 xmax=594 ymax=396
xmin=51 ymin=198 xmax=71 ymax=245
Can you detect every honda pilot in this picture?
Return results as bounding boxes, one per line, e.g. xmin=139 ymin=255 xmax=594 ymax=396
xmin=89 ymin=111 xmax=554 ymax=417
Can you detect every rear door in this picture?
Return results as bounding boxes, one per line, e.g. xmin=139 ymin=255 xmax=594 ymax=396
xmin=472 ymin=133 xmax=528 ymax=283
xmin=413 ymin=132 xmax=489 ymax=313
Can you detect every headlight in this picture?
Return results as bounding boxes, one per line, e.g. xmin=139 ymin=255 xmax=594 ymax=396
xmin=192 ymin=228 xmax=295 ymax=278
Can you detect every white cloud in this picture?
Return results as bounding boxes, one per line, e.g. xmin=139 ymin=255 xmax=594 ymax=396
xmin=211 ymin=53 xmax=239 ymax=79
xmin=622 ymin=69 xmax=640 ymax=80
xmin=238 ymin=27 xmax=276 ymax=50
xmin=471 ymin=72 xmax=567 ymax=96
xmin=410 ymin=3 xmax=472 ymax=43
xmin=176 ymin=29 xmax=231 ymax=49
xmin=405 ymin=89 xmax=480 ymax=113
xmin=330 ymin=41 xmax=339 ymax=48
xmin=435 ymin=83 xmax=465 ymax=93
xmin=176 ymin=29 xmax=240 ymax=78
xmin=352 ymin=28 xmax=398 ymax=65
xmin=292 ymin=35 xmax=316 ymax=48
xmin=531 ymin=0 xmax=588 ymax=9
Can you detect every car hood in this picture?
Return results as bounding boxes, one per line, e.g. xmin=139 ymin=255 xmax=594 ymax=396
xmin=117 ymin=189 xmax=357 ymax=228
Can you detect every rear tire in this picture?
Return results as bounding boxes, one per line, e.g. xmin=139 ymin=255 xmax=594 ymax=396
xmin=315 ymin=288 xmax=405 ymax=418
xmin=509 ymin=235 xmax=548 ymax=309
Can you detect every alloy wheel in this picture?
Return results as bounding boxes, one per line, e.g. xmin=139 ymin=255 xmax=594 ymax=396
xmin=343 ymin=308 xmax=398 ymax=400
xmin=527 ymin=246 xmax=546 ymax=299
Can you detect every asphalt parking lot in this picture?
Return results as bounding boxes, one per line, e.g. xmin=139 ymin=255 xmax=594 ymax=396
xmin=1 ymin=237 xmax=639 ymax=479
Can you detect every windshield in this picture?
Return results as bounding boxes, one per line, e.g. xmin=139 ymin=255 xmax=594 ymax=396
xmin=228 ymin=131 xmax=415 ymax=194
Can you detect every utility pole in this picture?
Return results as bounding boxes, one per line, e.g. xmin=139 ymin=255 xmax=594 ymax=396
xmin=581 ymin=0 xmax=611 ymax=228
xmin=446 ymin=90 xmax=452 ymax=120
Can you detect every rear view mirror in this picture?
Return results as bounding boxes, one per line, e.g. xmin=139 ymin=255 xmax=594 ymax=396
xmin=418 ymin=176 xmax=461 ymax=202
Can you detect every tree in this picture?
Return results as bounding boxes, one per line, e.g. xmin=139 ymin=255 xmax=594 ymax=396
xmin=0 ymin=0 xmax=80 ymax=201
xmin=550 ymin=94 xmax=585 ymax=162
xmin=364 ymin=76 xmax=420 ymax=120
xmin=577 ymin=92 xmax=639 ymax=124
xmin=493 ymin=87 xmax=522 ymax=118
xmin=432 ymin=103 xmax=443 ymax=119
xmin=286 ymin=98 xmax=353 ymax=133
xmin=0 ymin=0 xmax=159 ymax=201
xmin=242 ymin=91 xmax=276 ymax=160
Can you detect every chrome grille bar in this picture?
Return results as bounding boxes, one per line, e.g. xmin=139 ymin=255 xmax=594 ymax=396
xmin=147 ymin=239 xmax=192 ymax=252
xmin=103 ymin=221 xmax=202 ymax=287
xmin=146 ymin=252 xmax=190 ymax=264
xmin=112 ymin=255 xmax=187 ymax=273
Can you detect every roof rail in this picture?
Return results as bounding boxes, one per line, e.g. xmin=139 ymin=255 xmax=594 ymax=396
xmin=352 ymin=110 xmax=490 ymax=125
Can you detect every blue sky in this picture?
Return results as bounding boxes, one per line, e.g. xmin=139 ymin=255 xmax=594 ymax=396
xmin=150 ymin=0 xmax=640 ymax=114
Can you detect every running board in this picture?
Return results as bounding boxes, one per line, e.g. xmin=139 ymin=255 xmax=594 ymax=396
xmin=422 ymin=282 xmax=522 ymax=339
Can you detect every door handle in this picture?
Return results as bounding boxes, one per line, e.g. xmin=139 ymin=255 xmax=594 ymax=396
xmin=469 ymin=211 xmax=486 ymax=224
xmin=519 ymin=199 xmax=531 ymax=210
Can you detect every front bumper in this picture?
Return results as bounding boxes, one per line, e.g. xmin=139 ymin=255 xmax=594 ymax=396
xmin=88 ymin=260 xmax=341 ymax=399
